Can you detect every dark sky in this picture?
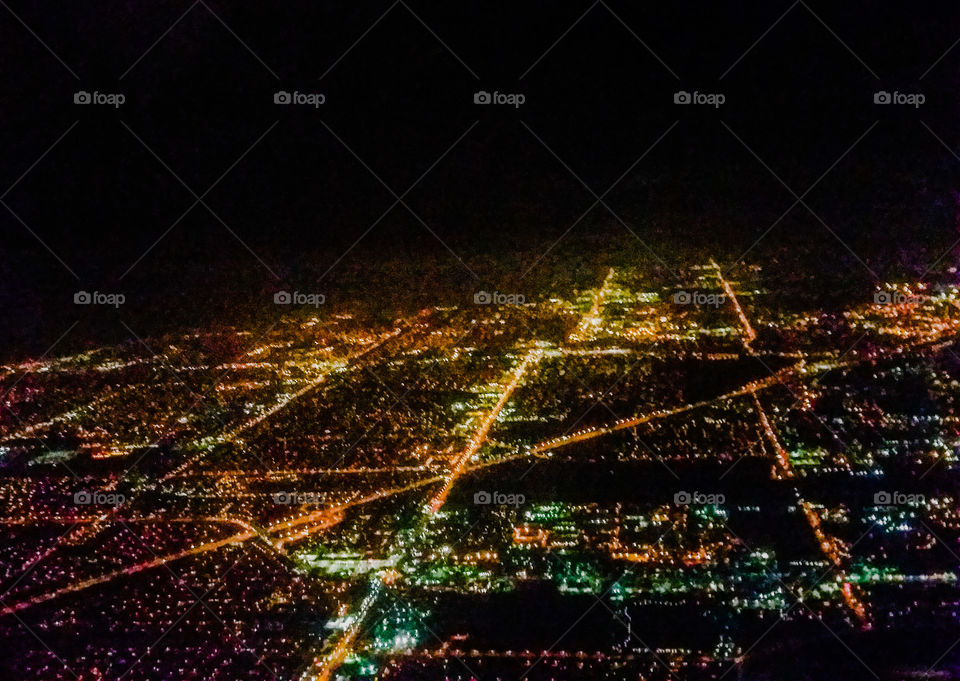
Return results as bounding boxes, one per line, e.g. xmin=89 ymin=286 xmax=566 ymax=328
xmin=0 ymin=1 xmax=957 ymax=357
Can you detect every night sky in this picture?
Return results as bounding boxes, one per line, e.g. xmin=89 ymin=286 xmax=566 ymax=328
xmin=1 ymin=1 xmax=957 ymax=357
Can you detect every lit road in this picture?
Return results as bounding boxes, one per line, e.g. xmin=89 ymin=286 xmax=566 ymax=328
xmin=302 ymin=577 xmax=384 ymax=681
xmin=752 ymin=391 xmax=794 ymax=479
xmin=709 ymin=263 xmax=869 ymax=627
xmin=0 ymin=526 xmax=255 ymax=617
xmin=162 ymin=320 xmax=413 ymax=482
xmin=530 ymin=368 xmax=797 ymax=457
xmin=711 ymin=258 xmax=757 ymax=351
xmin=428 ymin=346 xmax=543 ymax=514
xmin=569 ymin=267 xmax=616 ymax=342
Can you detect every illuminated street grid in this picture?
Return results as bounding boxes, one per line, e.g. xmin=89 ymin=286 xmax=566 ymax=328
xmin=1 ymin=262 xmax=959 ymax=680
